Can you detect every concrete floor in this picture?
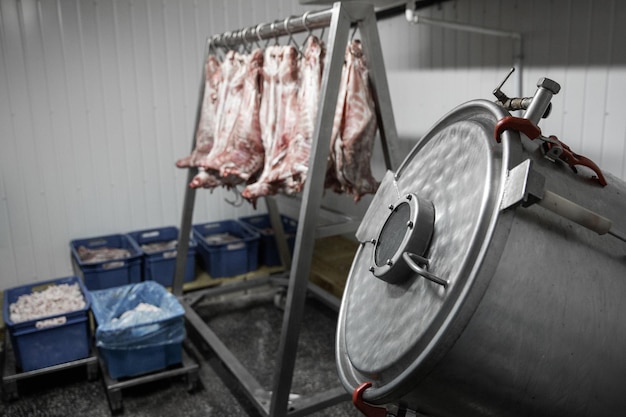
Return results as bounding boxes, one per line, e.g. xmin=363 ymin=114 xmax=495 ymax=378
xmin=0 ymin=286 xmax=361 ymax=417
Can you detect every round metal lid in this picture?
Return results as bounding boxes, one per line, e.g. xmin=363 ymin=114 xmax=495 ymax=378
xmin=337 ymin=100 xmax=520 ymax=402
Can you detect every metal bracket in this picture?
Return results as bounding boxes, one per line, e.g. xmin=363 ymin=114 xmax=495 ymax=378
xmin=500 ymin=161 xmax=626 ymax=243
xmin=500 ymin=159 xmax=545 ymax=210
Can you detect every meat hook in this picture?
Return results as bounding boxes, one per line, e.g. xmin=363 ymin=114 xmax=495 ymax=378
xmin=255 ymin=22 xmax=264 ymax=49
xmin=224 ymin=187 xmax=244 ymax=207
xmin=284 ymin=15 xmax=303 ymax=58
xmin=271 ymin=21 xmax=279 ymax=46
xmin=208 ymin=36 xmax=224 ymax=61
xmin=350 ymin=22 xmax=360 ymax=41
xmin=302 ymin=11 xmax=312 ymax=35
xmin=206 ymin=36 xmax=216 ymax=57
xmin=300 ymin=11 xmax=314 ymax=55
xmin=222 ymin=32 xmax=234 ymax=52
xmin=284 ymin=15 xmax=293 ymax=39
xmin=284 ymin=16 xmax=300 ymax=51
xmin=240 ymin=27 xmax=251 ymax=53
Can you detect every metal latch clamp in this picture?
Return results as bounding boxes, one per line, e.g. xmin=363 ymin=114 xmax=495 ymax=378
xmin=352 ymin=382 xmax=388 ymax=417
xmin=494 ymin=115 xmax=607 ymax=187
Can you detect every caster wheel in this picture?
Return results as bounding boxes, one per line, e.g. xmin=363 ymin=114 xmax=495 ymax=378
xmin=186 ymin=371 xmax=200 ymax=392
xmin=108 ymin=389 xmax=123 ymax=414
xmin=273 ymin=289 xmax=287 ymax=310
xmin=2 ymin=382 xmax=19 ymax=402
xmin=87 ymin=361 xmax=99 ymax=381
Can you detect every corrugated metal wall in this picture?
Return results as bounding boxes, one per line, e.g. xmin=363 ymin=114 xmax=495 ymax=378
xmin=1 ymin=0 xmax=625 ymax=290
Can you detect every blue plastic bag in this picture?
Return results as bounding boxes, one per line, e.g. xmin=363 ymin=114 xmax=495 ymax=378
xmin=89 ymin=281 xmax=185 ymax=349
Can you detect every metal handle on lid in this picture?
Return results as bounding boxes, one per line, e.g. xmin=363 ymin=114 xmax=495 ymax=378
xmin=403 ymin=252 xmax=448 ymax=288
xmin=352 ymin=382 xmax=388 ymax=417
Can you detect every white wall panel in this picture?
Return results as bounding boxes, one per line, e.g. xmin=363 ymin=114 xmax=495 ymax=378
xmin=0 ymin=1 xmax=22 ymax=290
xmin=602 ymin=70 xmax=626 ymax=178
xmin=1 ymin=0 xmax=625 ymax=291
xmin=2 ymin=0 xmax=41 ymax=285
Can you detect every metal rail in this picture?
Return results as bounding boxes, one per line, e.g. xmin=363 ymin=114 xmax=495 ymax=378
xmin=173 ymin=2 xmax=400 ymax=416
xmin=405 ymin=4 xmax=524 ymax=97
xmin=207 ymin=0 xmax=452 ymax=49
xmin=209 ymin=8 xmax=334 ymax=48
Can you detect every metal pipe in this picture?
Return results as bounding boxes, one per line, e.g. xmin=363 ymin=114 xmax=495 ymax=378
xmin=523 ymin=77 xmax=561 ymax=125
xmin=407 ymin=13 xmax=521 ymax=40
xmin=209 ymin=7 xmax=334 ymax=48
xmin=405 ymin=4 xmax=524 ymax=97
xmin=375 ymin=0 xmax=452 ymax=22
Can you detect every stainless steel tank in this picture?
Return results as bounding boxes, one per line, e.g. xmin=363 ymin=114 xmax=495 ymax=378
xmin=336 ymin=78 xmax=626 ymax=417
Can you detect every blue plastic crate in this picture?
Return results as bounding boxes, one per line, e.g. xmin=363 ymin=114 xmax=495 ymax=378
xmin=99 ymin=343 xmax=183 ymax=380
xmin=192 ymin=220 xmax=260 ymax=278
xmin=127 ymin=226 xmax=197 ymax=287
xmin=70 ymin=233 xmax=143 ymax=290
xmin=3 ymin=276 xmax=91 ymax=372
xmin=239 ymin=214 xmax=298 ymax=266
xmin=89 ymin=281 xmax=185 ymax=379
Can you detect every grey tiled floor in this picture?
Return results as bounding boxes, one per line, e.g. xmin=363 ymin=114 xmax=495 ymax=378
xmin=0 ymin=287 xmax=360 ymax=417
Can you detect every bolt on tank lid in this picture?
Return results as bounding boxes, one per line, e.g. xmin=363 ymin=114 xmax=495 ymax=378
xmin=336 ymin=100 xmax=522 ymax=403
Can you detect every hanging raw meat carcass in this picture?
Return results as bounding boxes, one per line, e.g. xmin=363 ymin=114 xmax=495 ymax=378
xmin=267 ymin=36 xmax=326 ymax=193
xmin=242 ymin=45 xmax=300 ymax=203
xmin=178 ymin=37 xmax=379 ymax=202
xmin=210 ymin=48 xmax=265 ymax=183
xmin=176 ymin=54 xmax=221 ymax=169
xmin=190 ymin=50 xmax=247 ymax=189
xmin=327 ymin=39 xmax=378 ymax=201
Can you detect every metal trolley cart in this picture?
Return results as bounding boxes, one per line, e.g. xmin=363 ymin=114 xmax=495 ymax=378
xmin=97 ymin=340 xmax=200 ymax=414
xmin=1 ymin=336 xmax=99 ymax=402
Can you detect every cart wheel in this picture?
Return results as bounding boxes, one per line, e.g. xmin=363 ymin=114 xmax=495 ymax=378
xmin=186 ymin=370 xmax=200 ymax=392
xmin=107 ymin=388 xmax=123 ymax=414
xmin=273 ymin=289 xmax=287 ymax=310
xmin=2 ymin=381 xmax=19 ymax=402
xmin=87 ymin=360 xmax=99 ymax=381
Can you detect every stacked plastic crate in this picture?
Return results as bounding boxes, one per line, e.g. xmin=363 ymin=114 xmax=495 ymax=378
xmin=70 ymin=234 xmax=143 ymax=291
xmin=192 ymin=220 xmax=260 ymax=278
xmin=3 ymin=276 xmax=92 ymax=372
xmin=127 ymin=226 xmax=197 ymax=287
xmin=70 ymin=227 xmax=197 ymax=291
xmin=239 ymin=214 xmax=298 ymax=267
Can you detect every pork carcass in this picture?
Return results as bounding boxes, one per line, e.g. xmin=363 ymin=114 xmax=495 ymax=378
xmin=242 ymin=45 xmax=300 ymax=203
xmin=324 ymin=45 xmax=350 ymax=193
xmin=212 ymin=48 xmax=265 ymax=183
xmin=327 ymin=39 xmax=378 ymax=201
xmin=176 ymin=54 xmax=221 ymax=168
xmin=190 ymin=51 xmax=246 ymax=189
xmin=201 ymin=51 xmax=247 ymax=172
xmin=268 ymin=36 xmax=325 ymax=193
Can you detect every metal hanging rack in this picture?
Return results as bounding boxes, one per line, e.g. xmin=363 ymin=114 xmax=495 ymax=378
xmin=171 ymin=2 xmax=399 ymax=417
